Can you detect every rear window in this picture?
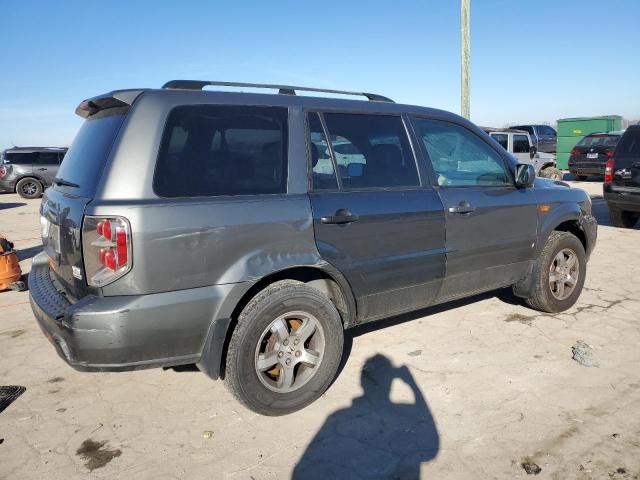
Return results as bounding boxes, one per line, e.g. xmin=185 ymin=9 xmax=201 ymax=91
xmin=154 ymin=105 xmax=288 ymax=197
xmin=577 ymin=135 xmax=620 ymax=147
xmin=4 ymin=152 xmax=35 ymax=165
xmin=55 ymin=109 xmax=127 ymax=197
xmin=616 ymin=130 xmax=640 ymax=156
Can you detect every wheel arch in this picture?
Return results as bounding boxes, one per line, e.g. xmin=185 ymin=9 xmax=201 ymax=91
xmin=14 ymin=175 xmax=46 ymax=192
xmin=200 ymin=264 xmax=357 ymax=380
xmin=229 ymin=265 xmax=357 ymax=329
xmin=553 ymin=219 xmax=587 ymax=253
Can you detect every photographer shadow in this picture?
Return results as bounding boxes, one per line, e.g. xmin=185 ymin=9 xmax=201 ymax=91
xmin=293 ymin=354 xmax=439 ymax=480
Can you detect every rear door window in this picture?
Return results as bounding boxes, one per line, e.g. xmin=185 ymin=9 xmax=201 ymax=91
xmin=154 ymin=105 xmax=288 ymax=197
xmin=307 ymin=113 xmax=338 ymax=190
xmin=490 ymin=133 xmax=508 ymax=150
xmin=513 ymin=134 xmax=530 ymax=153
xmin=320 ymin=113 xmax=419 ymax=189
xmin=35 ymin=152 xmax=60 ymax=165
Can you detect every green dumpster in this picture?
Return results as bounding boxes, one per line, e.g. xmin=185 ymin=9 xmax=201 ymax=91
xmin=556 ymin=115 xmax=623 ymax=169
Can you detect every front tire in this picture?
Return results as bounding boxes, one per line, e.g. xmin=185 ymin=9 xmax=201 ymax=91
xmin=16 ymin=177 xmax=43 ymax=199
xmin=609 ymin=207 xmax=639 ymax=228
xmin=224 ymin=280 xmax=344 ymax=416
xmin=524 ymin=231 xmax=586 ymax=313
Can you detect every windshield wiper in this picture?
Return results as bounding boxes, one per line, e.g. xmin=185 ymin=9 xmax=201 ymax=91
xmin=53 ymin=177 xmax=80 ymax=188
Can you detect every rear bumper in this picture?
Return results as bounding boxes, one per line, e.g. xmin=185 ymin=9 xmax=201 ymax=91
xmin=569 ymin=163 xmax=605 ymax=176
xmin=29 ymin=252 xmax=232 ymax=376
xmin=0 ymin=178 xmax=15 ymax=192
xmin=603 ymin=184 xmax=640 ymax=212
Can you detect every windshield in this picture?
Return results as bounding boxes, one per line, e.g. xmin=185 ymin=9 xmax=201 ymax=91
xmin=55 ymin=109 xmax=126 ymax=197
xmin=576 ymin=135 xmax=619 ymax=147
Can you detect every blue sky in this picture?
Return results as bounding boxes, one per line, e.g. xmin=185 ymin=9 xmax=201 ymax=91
xmin=0 ymin=0 xmax=638 ymax=148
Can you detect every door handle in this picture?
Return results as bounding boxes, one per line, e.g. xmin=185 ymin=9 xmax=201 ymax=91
xmin=448 ymin=201 xmax=475 ymax=214
xmin=36 ymin=168 xmax=47 ymax=171
xmin=320 ymin=208 xmax=360 ymax=224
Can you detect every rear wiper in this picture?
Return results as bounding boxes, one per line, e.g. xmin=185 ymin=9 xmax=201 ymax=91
xmin=53 ymin=177 xmax=80 ymax=188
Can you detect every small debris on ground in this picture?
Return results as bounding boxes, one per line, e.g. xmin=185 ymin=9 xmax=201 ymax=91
xmin=521 ymin=460 xmax=542 ymax=475
xmin=505 ymin=313 xmax=534 ymax=326
xmin=407 ymin=350 xmax=422 ymax=357
xmin=202 ymin=430 xmax=214 ymax=439
xmin=572 ymin=340 xmax=599 ymax=367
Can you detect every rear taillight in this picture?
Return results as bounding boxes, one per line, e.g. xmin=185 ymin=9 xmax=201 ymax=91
xmin=570 ymin=148 xmax=580 ymax=158
xmin=604 ymin=155 xmax=615 ymax=183
xmin=0 ymin=166 xmax=6 ymax=178
xmin=82 ymin=216 xmax=132 ymax=286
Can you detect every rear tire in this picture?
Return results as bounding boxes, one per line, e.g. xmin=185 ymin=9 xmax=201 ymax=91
xmin=16 ymin=178 xmax=43 ymax=199
xmin=224 ymin=280 xmax=343 ymax=416
xmin=524 ymin=231 xmax=586 ymax=313
xmin=609 ymin=207 xmax=639 ymax=228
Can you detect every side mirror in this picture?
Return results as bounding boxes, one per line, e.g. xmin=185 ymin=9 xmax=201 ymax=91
xmin=529 ymin=145 xmax=537 ymax=159
xmin=515 ymin=163 xmax=536 ymax=188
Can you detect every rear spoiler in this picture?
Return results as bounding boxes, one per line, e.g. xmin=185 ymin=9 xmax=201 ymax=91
xmin=75 ymin=89 xmax=145 ymax=118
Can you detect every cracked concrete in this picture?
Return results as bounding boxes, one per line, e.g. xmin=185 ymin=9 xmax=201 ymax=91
xmin=1 ymin=182 xmax=639 ymax=479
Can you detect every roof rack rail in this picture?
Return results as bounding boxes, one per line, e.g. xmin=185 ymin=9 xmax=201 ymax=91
xmin=161 ymin=80 xmax=394 ymax=103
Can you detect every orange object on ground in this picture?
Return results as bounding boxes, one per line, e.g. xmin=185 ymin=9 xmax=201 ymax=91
xmin=0 ymin=237 xmax=24 ymax=291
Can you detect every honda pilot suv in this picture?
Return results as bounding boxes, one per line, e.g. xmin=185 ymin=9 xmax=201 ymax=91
xmin=30 ymin=81 xmax=597 ymax=415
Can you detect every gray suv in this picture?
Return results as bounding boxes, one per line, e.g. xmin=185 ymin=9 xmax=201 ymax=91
xmin=0 ymin=147 xmax=67 ymax=198
xmin=29 ymin=81 xmax=597 ymax=415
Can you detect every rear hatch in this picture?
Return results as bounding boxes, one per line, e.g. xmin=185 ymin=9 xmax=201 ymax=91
xmin=612 ymin=127 xmax=640 ymax=189
xmin=570 ymin=134 xmax=619 ymax=171
xmin=41 ymin=95 xmax=136 ymax=301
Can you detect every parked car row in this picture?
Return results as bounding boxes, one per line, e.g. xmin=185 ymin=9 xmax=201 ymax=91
xmin=0 ymin=147 xmax=67 ymax=198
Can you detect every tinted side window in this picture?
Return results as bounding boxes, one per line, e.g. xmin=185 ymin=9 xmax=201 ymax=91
xmin=307 ymin=113 xmax=338 ymax=190
xmin=617 ymin=130 xmax=640 ymax=156
xmin=513 ymin=134 xmax=530 ymax=153
xmin=35 ymin=152 xmax=60 ymax=165
xmin=413 ymin=118 xmax=511 ymax=187
xmin=4 ymin=152 xmax=35 ymax=165
xmin=491 ymin=133 xmax=508 ymax=150
xmin=154 ymin=105 xmax=288 ymax=197
xmin=322 ymin=113 xmax=419 ymax=189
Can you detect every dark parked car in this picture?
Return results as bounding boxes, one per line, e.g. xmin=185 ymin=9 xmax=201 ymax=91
xmin=0 ymin=147 xmax=67 ymax=198
xmin=604 ymin=125 xmax=640 ymax=228
xmin=29 ymin=81 xmax=597 ymax=415
xmin=568 ymin=132 xmax=623 ymax=180
xmin=509 ymin=124 xmax=557 ymax=153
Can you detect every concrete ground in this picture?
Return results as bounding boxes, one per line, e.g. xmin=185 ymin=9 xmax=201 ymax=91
xmin=1 ymin=181 xmax=639 ymax=480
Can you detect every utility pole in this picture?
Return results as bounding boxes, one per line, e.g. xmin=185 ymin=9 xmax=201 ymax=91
xmin=461 ymin=0 xmax=470 ymax=119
